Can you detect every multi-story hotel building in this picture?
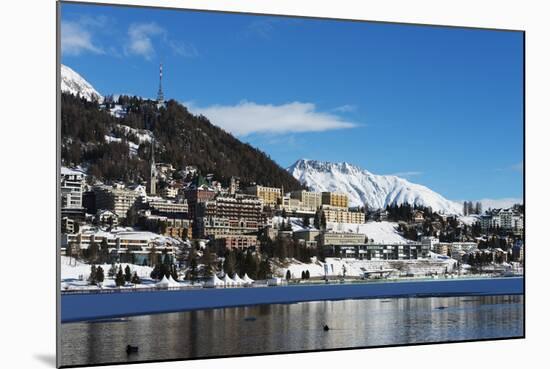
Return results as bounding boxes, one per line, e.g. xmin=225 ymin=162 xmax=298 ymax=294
xmin=199 ymin=194 xmax=263 ymax=223
xmin=195 ymin=217 xmax=259 ymax=238
xmin=290 ymin=190 xmax=322 ymax=210
xmin=245 ymin=185 xmax=282 ymax=206
xmin=142 ymin=196 xmax=189 ymax=216
xmin=140 ymin=211 xmax=193 ymax=239
xmin=321 ymin=205 xmax=365 ymax=224
xmin=277 ymin=196 xmax=316 ymax=215
xmin=321 ymin=192 xmax=349 ymax=209
xmin=61 ymin=167 xmax=85 ymax=209
xmin=93 ymin=184 xmax=140 ymax=219
xmin=61 ymin=167 xmax=87 ymax=227
xmin=183 ymin=186 xmax=217 ymax=218
xmin=479 ymin=208 xmax=524 ymax=233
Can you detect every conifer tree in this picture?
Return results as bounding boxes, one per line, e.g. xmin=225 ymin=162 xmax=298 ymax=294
xmin=124 ymin=265 xmax=132 ymax=282
xmin=96 ymin=266 xmax=105 ymax=283
xmin=88 ymin=265 xmax=97 ymax=285
xmin=150 ymin=264 xmax=160 ymax=280
xmin=159 ymin=263 xmax=171 ymax=279
xmin=131 ymin=272 xmax=141 ymax=284
xmin=223 ymin=250 xmax=237 ymax=276
xmin=115 ymin=267 xmax=125 ymax=287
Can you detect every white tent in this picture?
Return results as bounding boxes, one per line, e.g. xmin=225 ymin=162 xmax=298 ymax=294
xmin=167 ymin=275 xmax=180 ymax=287
xmin=204 ymin=274 xmax=224 ymax=288
xmin=242 ymin=273 xmax=254 ymax=284
xmin=223 ymin=274 xmax=235 ymax=287
xmin=232 ymin=274 xmax=245 ymax=285
xmin=155 ymin=275 xmax=171 ymax=288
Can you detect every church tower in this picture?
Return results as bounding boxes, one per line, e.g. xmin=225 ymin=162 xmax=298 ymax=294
xmin=149 ymin=139 xmax=157 ymax=195
xmin=156 ymin=63 xmax=165 ymax=108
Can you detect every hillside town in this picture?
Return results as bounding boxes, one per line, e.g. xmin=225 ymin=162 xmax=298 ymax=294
xmin=60 ymin=147 xmax=524 ymax=289
xmin=60 ymin=65 xmax=524 ymax=290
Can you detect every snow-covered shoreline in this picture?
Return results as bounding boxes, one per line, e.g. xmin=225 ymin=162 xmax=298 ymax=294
xmin=60 ymin=277 xmax=524 ymax=322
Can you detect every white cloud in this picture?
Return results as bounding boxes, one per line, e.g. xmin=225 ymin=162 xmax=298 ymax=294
xmin=332 ymin=104 xmax=357 ymax=113
xmin=61 ymin=21 xmax=104 ymax=56
xmin=124 ymin=22 xmax=197 ymax=60
xmin=187 ymin=100 xmax=357 ymax=136
xmin=61 ymin=17 xmax=197 ymax=60
xmin=125 ymin=22 xmax=165 ymax=60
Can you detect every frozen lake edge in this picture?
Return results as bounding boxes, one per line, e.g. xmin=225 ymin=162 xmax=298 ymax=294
xmin=61 ymin=277 xmax=524 ymax=323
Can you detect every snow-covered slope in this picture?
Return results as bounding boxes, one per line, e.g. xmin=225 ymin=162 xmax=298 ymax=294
xmin=61 ymin=64 xmax=103 ymax=102
xmin=288 ymin=159 xmax=462 ymax=214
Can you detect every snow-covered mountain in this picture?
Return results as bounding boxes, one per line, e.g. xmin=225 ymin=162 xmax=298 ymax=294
xmin=61 ymin=64 xmax=103 ymax=102
xmin=288 ymin=159 xmax=463 ymax=214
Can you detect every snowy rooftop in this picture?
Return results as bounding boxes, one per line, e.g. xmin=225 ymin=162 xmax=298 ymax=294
xmin=75 ymin=226 xmax=181 ymax=244
xmin=61 ymin=166 xmax=86 ymax=176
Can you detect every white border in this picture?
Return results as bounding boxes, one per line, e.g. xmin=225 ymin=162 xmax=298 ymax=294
xmin=2 ymin=1 xmax=549 ymax=368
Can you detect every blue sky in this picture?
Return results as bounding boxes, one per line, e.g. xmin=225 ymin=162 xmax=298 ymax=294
xmin=60 ymin=2 xmax=524 ymax=202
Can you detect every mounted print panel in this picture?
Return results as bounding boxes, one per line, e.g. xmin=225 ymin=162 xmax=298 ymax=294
xmin=58 ymin=1 xmax=525 ymax=367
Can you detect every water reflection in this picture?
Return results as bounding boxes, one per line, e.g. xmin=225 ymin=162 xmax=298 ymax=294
xmin=61 ymin=295 xmax=523 ymax=367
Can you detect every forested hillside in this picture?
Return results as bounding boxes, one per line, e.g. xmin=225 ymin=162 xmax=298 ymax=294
xmin=61 ymin=93 xmax=304 ymax=190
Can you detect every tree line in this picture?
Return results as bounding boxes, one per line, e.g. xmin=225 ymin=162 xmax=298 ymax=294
xmin=61 ymin=93 xmax=304 ymax=191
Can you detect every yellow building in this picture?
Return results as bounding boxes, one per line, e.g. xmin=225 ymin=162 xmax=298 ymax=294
xmin=321 ymin=192 xmax=349 ymax=209
xmin=290 ymin=190 xmax=322 ymax=210
xmin=321 ymin=205 xmax=365 ymax=224
xmin=245 ymin=185 xmax=282 ymax=206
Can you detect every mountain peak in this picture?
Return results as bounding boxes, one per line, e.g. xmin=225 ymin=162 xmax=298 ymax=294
xmin=61 ymin=64 xmax=103 ymax=102
xmin=288 ymin=159 xmax=462 ymax=214
xmin=289 ymin=159 xmax=370 ymax=178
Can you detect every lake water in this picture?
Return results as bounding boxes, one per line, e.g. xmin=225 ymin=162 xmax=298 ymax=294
xmin=60 ymin=295 xmax=523 ymax=367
